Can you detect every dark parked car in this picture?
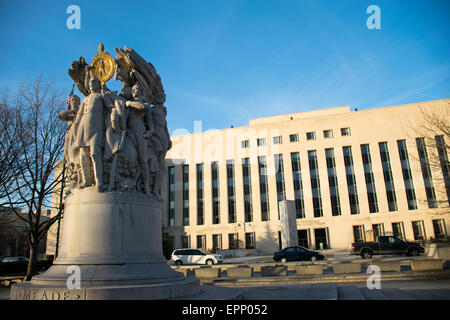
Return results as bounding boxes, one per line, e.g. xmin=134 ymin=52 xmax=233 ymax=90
xmin=0 ymin=256 xmax=29 ymax=275
xmin=351 ymin=236 xmax=425 ymax=259
xmin=0 ymin=255 xmax=53 ymax=275
xmin=273 ymin=246 xmax=325 ymax=263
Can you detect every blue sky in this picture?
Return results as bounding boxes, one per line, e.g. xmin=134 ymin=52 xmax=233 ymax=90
xmin=0 ymin=0 xmax=448 ymax=135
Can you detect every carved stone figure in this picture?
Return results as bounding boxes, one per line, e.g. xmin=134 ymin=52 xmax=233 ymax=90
xmin=104 ymin=86 xmax=131 ymax=192
xmin=125 ymin=84 xmax=153 ymax=194
xmin=114 ymin=46 xmax=161 ymax=101
xmin=58 ymin=95 xmax=81 ymax=192
xmin=73 ymin=77 xmax=113 ymax=191
xmin=58 ymin=95 xmax=80 ymax=164
xmin=150 ymin=91 xmax=172 ymax=196
xmin=64 ymin=45 xmax=170 ymax=197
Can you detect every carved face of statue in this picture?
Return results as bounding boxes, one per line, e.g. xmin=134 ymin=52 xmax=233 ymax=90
xmin=69 ymin=95 xmax=80 ymax=110
xmin=89 ymin=77 xmax=101 ymax=93
xmin=132 ymin=85 xmax=142 ymax=99
xmin=155 ymin=92 xmax=166 ymax=105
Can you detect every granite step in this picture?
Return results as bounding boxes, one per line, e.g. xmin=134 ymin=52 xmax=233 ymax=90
xmin=304 ymin=283 xmax=338 ymax=300
xmin=405 ymin=289 xmax=450 ymax=300
xmin=337 ymin=286 xmax=366 ymax=300
xmin=241 ymin=284 xmax=312 ymax=300
xmin=419 ymin=289 xmax=450 ymax=300
xmin=175 ymin=285 xmax=242 ymax=300
xmin=379 ymin=288 xmax=417 ymax=300
xmin=359 ymin=287 xmax=389 ymax=300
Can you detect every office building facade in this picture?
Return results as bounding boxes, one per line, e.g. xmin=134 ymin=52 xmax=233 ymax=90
xmin=162 ymin=99 xmax=449 ymax=252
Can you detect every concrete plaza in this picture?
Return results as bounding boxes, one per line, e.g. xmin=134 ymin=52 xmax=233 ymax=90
xmin=2 ymin=251 xmax=448 ymax=300
xmin=1 ymin=279 xmax=450 ymax=300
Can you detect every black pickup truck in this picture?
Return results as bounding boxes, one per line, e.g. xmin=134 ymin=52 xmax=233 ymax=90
xmin=351 ymin=236 xmax=425 ymax=259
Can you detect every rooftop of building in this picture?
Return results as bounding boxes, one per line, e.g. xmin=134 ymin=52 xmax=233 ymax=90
xmin=248 ymin=98 xmax=449 ymax=126
xmin=170 ymin=98 xmax=449 ymax=138
xmin=248 ymin=105 xmax=351 ymax=126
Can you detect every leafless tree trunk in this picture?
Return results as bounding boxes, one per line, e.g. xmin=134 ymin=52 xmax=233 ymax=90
xmin=0 ymin=75 xmax=66 ymax=280
xmin=409 ymin=101 xmax=450 ymax=215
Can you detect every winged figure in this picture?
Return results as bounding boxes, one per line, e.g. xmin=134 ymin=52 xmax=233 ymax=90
xmin=114 ymin=46 xmax=164 ymax=103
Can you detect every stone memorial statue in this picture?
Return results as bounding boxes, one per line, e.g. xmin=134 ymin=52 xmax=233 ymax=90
xmin=10 ymin=44 xmax=241 ymax=300
xmin=59 ymin=44 xmax=172 ymax=198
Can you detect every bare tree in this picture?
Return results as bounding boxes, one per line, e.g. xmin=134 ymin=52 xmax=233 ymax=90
xmin=409 ymin=101 xmax=450 ymax=215
xmin=0 ymin=90 xmax=26 ymax=207
xmin=0 ymin=75 xmax=66 ymax=280
xmin=0 ymin=89 xmax=26 ymax=257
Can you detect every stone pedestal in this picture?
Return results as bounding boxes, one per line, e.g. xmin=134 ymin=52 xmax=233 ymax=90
xmin=10 ymin=188 xmax=204 ymax=300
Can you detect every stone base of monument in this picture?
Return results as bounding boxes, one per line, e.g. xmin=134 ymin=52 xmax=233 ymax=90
xmin=10 ymin=280 xmax=242 ymax=300
xmin=10 ymin=276 xmax=203 ymax=300
xmin=10 ymin=188 xmax=241 ymax=300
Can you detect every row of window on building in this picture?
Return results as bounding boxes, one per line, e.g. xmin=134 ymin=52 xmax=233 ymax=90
xmin=173 ymin=218 xmax=447 ymax=251
xmin=178 ymin=232 xmax=257 ymax=251
xmin=167 ymin=136 xmax=450 ymax=227
xmin=241 ymin=127 xmax=351 ymax=148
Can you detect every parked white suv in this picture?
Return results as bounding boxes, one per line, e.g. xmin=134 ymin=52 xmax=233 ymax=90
xmin=170 ymin=249 xmax=223 ymax=266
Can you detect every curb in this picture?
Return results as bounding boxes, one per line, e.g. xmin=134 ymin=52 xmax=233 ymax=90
xmin=198 ymin=270 xmax=450 ymax=287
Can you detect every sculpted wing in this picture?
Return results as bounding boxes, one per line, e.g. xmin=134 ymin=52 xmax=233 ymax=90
xmin=114 ymin=46 xmax=164 ymax=102
xmin=68 ymin=57 xmax=90 ymax=97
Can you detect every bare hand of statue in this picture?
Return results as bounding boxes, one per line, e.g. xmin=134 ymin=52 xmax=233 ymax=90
xmin=126 ymin=100 xmax=148 ymax=111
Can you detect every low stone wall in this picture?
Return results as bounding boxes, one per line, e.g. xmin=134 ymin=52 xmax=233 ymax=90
xmin=0 ymin=277 xmax=23 ymax=287
xmin=226 ymin=267 xmax=253 ymax=278
xmin=333 ymin=263 xmax=361 ymax=274
xmin=170 ymin=258 xmax=445 ymax=279
xmin=194 ymin=267 xmax=221 ymax=278
xmin=295 ymin=264 xmax=323 ymax=276
xmin=410 ymin=259 xmax=444 ymax=271
xmin=370 ymin=261 xmax=401 ymax=272
xmin=425 ymin=243 xmax=450 ymax=260
xmin=173 ymin=267 xmax=193 ymax=277
xmin=261 ymin=266 xmax=287 ymax=277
